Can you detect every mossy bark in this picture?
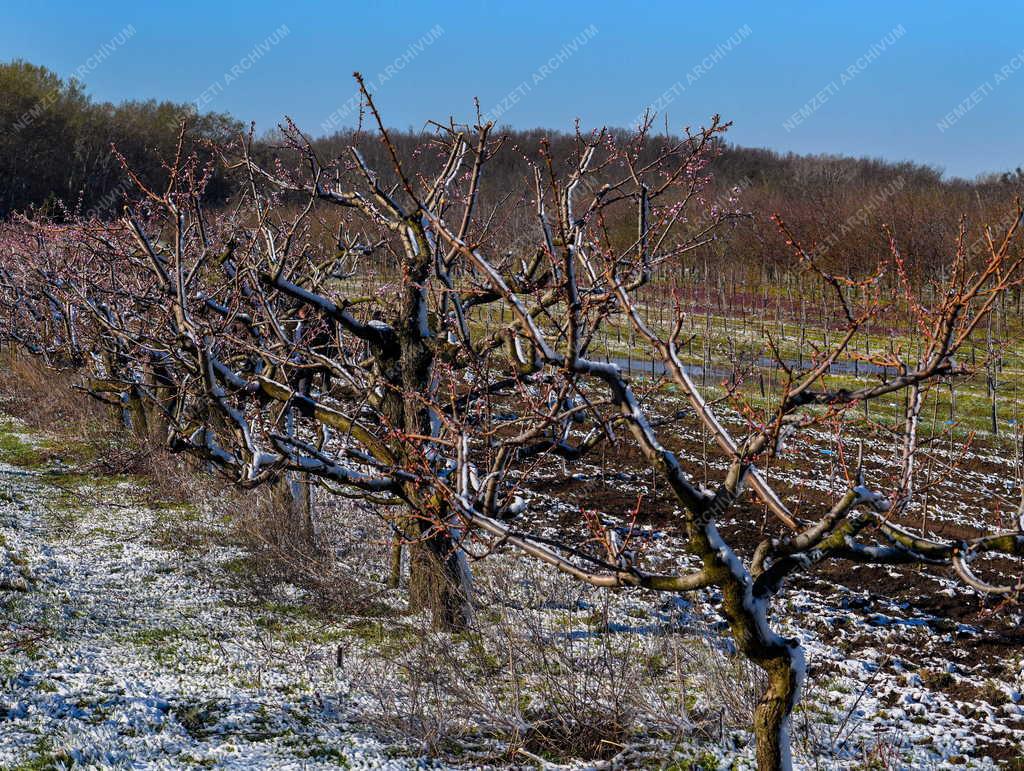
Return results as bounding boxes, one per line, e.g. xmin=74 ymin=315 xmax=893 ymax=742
xmin=407 ymin=529 xmax=472 ymax=630
xmin=388 ymin=537 xmax=402 ymax=588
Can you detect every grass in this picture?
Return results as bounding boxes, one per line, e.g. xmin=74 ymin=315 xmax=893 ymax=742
xmin=7 ymin=735 xmax=79 ymax=771
xmin=0 ymin=424 xmax=52 ymax=468
xmin=128 ymin=627 xmax=181 ymax=646
xmin=664 ymin=751 xmax=723 ymax=771
xmin=171 ymin=699 xmax=225 ymax=740
xmin=342 ymin=618 xmax=420 ymax=654
xmin=435 ymin=284 xmax=1024 ymax=448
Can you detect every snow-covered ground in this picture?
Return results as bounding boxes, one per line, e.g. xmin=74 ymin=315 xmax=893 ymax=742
xmin=1 ymin=417 xmax=1023 ymax=769
xmin=0 ymin=439 xmax=421 ymax=768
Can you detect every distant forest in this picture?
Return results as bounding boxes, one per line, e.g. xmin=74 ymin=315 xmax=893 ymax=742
xmin=3 ymin=59 xmax=1022 ymax=277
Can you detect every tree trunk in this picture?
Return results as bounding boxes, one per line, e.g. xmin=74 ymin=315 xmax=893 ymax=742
xmin=752 ymin=649 xmax=802 ymax=770
xmin=290 ymin=472 xmax=314 ymax=543
xmin=269 ymin=473 xmax=315 ymax=547
xmin=715 ymin=544 xmax=804 ymax=770
xmin=388 ymin=536 xmax=402 ymax=588
xmin=125 ymin=388 xmax=148 ymax=436
xmin=387 ymin=219 xmax=476 ymax=631
xmin=407 ymin=525 xmax=474 ymax=630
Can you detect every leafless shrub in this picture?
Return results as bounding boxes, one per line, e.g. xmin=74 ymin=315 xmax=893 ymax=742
xmin=336 ymin=556 xmax=757 ymax=764
xmin=0 ymin=350 xmax=385 ymax=619
xmin=681 ymin=638 xmax=768 ymax=736
xmin=226 ymin=489 xmax=395 ymax=617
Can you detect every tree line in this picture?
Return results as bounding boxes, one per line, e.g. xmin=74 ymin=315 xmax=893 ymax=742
xmin=2 ymin=56 xmax=1022 ymax=287
xmin=0 ymin=60 xmax=239 ymax=218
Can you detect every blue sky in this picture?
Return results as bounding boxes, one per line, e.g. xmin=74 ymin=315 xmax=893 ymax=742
xmin=4 ymin=0 xmax=1022 ymax=179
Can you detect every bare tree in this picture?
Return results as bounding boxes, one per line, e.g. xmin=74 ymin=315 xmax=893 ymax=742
xmin=2 ymin=77 xmax=1023 ymax=769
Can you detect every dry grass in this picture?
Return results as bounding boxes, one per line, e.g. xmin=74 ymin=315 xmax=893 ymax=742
xmin=223 ymin=487 xmax=394 ymax=617
xmin=0 ymin=350 xmax=200 ymax=500
xmin=330 ymin=555 xmax=771 ymax=764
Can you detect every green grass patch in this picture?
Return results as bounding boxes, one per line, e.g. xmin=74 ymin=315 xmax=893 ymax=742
xmin=0 ymin=425 xmax=52 ymax=468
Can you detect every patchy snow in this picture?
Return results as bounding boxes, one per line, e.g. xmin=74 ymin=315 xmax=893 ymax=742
xmin=0 ymin=412 xmax=1022 ymax=769
xmin=0 ymin=457 xmax=423 ymax=769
